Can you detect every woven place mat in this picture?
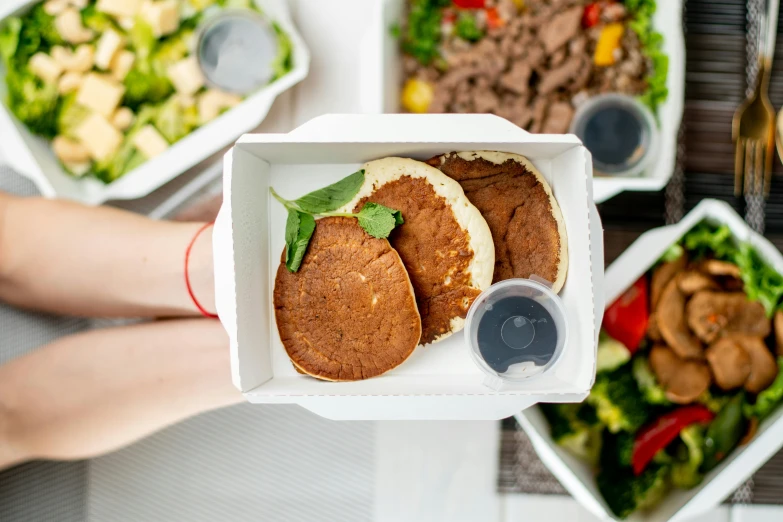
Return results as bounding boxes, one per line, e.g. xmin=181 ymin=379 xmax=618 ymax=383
xmin=499 ymin=0 xmax=783 ymax=504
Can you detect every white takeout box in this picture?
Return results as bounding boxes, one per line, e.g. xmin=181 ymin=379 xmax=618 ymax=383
xmin=360 ymin=0 xmax=686 ymax=204
xmin=213 ymin=113 xmax=605 ymax=421
xmin=517 ymin=198 xmax=783 ymax=521
xmin=0 ymin=0 xmax=309 ymax=205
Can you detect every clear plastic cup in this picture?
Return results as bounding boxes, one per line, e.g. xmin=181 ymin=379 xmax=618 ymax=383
xmin=195 ymin=10 xmax=279 ymax=95
xmin=569 ymin=93 xmax=659 ymax=177
xmin=464 ymin=277 xmax=568 ymax=390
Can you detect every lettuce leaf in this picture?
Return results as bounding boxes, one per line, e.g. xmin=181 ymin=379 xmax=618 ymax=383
xmin=625 ymin=0 xmax=669 ymax=116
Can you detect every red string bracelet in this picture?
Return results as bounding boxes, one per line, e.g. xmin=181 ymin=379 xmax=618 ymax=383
xmin=185 ymin=221 xmax=218 ymax=319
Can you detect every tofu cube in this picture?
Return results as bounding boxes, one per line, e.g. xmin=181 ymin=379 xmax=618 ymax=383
xmin=110 ymin=50 xmax=136 ymax=81
xmin=167 ymin=57 xmax=205 ymax=96
xmin=75 ymin=113 xmax=123 ymax=162
xmin=96 ymin=0 xmax=143 ymax=18
xmin=76 ymin=74 xmax=126 ymax=118
xmin=198 ymin=89 xmax=242 ymax=124
xmin=94 ymin=29 xmax=125 ymax=70
xmin=29 ymin=53 xmax=64 ymax=84
xmin=133 ymin=125 xmax=169 ymax=159
xmin=141 ymin=0 xmax=180 ymax=37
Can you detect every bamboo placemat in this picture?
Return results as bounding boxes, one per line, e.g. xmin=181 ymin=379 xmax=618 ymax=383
xmin=499 ymin=0 xmax=783 ymax=504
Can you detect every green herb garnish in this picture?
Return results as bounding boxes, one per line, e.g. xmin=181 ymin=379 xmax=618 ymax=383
xmin=272 ymin=170 xmax=404 ymax=272
xmin=626 ymin=0 xmax=668 ymax=115
xmin=454 ymin=13 xmax=483 ymax=42
xmin=399 ymin=0 xmax=451 ymax=66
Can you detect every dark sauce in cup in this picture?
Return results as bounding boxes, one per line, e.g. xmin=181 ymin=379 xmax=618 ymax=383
xmin=476 ymin=295 xmax=558 ymax=373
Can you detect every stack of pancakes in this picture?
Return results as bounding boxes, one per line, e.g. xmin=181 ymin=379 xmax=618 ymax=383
xmin=273 ymin=152 xmax=569 ymax=382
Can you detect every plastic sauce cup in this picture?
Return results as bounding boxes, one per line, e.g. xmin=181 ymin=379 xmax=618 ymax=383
xmin=464 ymin=278 xmax=568 ymax=391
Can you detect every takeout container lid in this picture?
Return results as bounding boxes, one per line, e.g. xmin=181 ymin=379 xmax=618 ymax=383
xmin=0 ymin=0 xmax=309 ymax=205
xmin=213 ymin=113 xmax=604 ymax=421
xmin=359 ymin=0 xmax=685 ymax=204
xmin=517 ymin=199 xmax=783 ymax=521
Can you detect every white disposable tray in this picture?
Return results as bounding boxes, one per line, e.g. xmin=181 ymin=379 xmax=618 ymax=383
xmin=360 ymin=0 xmax=686 ymax=204
xmin=0 ymin=0 xmax=309 ymax=205
xmin=518 ymin=199 xmax=783 ymax=521
xmin=213 ymin=113 xmax=604 ymax=421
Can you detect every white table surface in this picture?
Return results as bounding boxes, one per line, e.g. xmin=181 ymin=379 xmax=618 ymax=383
xmin=1 ymin=1 xmax=781 ymax=520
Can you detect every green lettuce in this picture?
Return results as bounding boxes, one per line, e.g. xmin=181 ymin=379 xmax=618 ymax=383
xmin=625 ymin=0 xmax=668 ymax=115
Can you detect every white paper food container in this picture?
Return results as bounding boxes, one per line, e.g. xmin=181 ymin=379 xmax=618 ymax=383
xmin=360 ymin=0 xmax=685 ymax=205
xmin=517 ymin=198 xmax=783 ymax=522
xmin=0 ymin=0 xmax=309 ymax=205
xmin=213 ymin=113 xmax=604 ymax=421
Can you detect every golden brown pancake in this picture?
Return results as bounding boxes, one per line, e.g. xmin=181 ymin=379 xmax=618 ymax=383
xmin=340 ymin=158 xmax=494 ymax=345
xmin=428 ymin=151 xmax=568 ymax=292
xmin=273 ymin=217 xmax=421 ymax=381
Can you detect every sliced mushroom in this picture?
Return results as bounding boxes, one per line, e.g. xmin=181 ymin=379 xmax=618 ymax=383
xmin=657 ymin=279 xmax=704 ymax=359
xmin=700 ymin=259 xmax=742 ymax=278
xmin=775 ymin=310 xmax=783 ymax=356
xmin=706 ymin=336 xmax=751 ymax=390
xmin=650 ymin=345 xmax=712 ymax=404
xmin=732 ymin=335 xmax=780 ymax=394
xmin=686 ymin=291 xmax=770 ymax=344
xmin=647 ymin=312 xmax=662 ymax=342
xmin=651 ymin=254 xmax=687 ymax=309
xmin=677 ymin=270 xmax=718 ymax=296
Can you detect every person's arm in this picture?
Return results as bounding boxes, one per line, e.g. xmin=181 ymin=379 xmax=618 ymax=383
xmin=0 ymin=192 xmax=215 ymax=317
xmin=0 ymin=319 xmax=240 ymax=470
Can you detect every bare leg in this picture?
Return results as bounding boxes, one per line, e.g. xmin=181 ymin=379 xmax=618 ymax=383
xmin=0 ymin=319 xmax=240 ymax=471
xmin=0 ymin=192 xmax=215 ymax=318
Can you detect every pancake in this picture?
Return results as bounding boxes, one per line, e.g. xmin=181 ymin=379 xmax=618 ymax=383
xmin=274 ymin=217 xmax=421 ymax=382
xmin=428 ymin=151 xmax=568 ymax=293
xmin=340 ymin=157 xmax=494 ymax=345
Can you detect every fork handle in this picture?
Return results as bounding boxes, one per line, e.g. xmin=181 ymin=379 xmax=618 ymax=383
xmin=762 ymin=0 xmax=780 ymax=67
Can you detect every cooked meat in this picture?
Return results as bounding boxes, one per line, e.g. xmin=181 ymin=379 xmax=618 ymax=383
xmin=776 ymin=310 xmax=783 ymax=356
xmin=650 ymin=345 xmax=712 ymax=404
xmin=657 ymin=279 xmax=704 ymax=360
xmin=734 ymin=335 xmax=779 ymax=394
xmin=499 ymin=61 xmax=532 ymax=95
xmin=539 ymin=7 xmax=583 ymax=53
xmin=677 ymin=270 xmax=718 ymax=295
xmin=700 ymin=259 xmax=742 ymax=278
xmin=706 ymin=337 xmax=751 ymax=390
xmin=651 ymin=255 xmax=687 ymax=309
xmin=686 ymin=291 xmax=771 ymax=344
xmin=647 ymin=312 xmax=662 ymax=342
xmin=541 ymin=102 xmax=574 ymax=133
xmin=538 ymin=56 xmax=583 ymax=94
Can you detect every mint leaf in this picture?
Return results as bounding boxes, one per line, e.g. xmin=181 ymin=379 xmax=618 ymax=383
xmin=293 ymin=170 xmax=365 ymax=213
xmin=284 ymin=209 xmax=300 ymax=266
xmin=286 ymin=212 xmax=315 ymax=272
xmin=356 ymin=203 xmax=401 ymax=239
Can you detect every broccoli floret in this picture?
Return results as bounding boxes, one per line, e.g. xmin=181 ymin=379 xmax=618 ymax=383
xmin=597 ymin=331 xmax=632 ymax=374
xmin=153 ymin=96 xmax=195 ymax=143
xmin=6 ymin=68 xmax=60 ymax=138
xmin=541 ymin=403 xmax=603 ymax=464
xmin=597 ymin=463 xmax=670 ymax=519
xmin=601 ymin=431 xmax=635 ymax=468
xmin=152 ymin=32 xmax=191 ymax=68
xmin=588 ymin=365 xmax=650 ymax=433
xmin=57 ymin=93 xmax=91 ymax=138
xmin=82 ymin=5 xmax=118 ymax=33
xmin=670 ymin=424 xmax=705 ymax=489
xmin=123 ymin=66 xmax=174 ymax=110
xmin=698 ymin=389 xmax=732 ymax=414
xmin=632 ymin=356 xmax=671 ymax=405
xmin=18 ymin=5 xmax=63 ymax=60
xmin=0 ymin=18 xmax=21 ymax=67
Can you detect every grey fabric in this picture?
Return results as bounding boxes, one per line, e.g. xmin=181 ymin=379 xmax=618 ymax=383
xmin=0 ymin=165 xmax=91 ymax=522
xmin=88 ymin=404 xmax=375 ymax=522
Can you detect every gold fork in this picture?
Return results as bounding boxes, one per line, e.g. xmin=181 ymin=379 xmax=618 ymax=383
xmin=733 ymin=0 xmax=779 ymax=198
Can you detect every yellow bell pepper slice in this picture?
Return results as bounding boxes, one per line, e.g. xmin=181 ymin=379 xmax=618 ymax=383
xmin=594 ymin=23 xmax=625 ymax=66
xmin=401 ymin=79 xmax=434 ymax=114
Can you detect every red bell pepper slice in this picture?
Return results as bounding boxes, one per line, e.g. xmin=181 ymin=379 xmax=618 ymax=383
xmin=632 ymin=405 xmax=715 ymax=475
xmin=485 ymin=7 xmax=504 ymax=29
xmin=603 ymin=276 xmax=649 ymax=354
xmin=582 ymin=3 xmax=600 ymax=28
xmin=453 ymin=0 xmax=486 ymax=8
